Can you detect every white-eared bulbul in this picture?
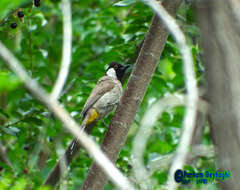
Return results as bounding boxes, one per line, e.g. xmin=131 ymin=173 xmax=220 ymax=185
xmin=70 ymin=62 xmax=129 ymax=151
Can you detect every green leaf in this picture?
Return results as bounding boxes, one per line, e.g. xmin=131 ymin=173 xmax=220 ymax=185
xmin=2 ymin=126 xmax=20 ymax=136
xmin=158 ymin=59 xmax=176 ymax=80
xmin=0 ymin=108 xmax=9 ymax=118
xmin=113 ymin=0 xmax=136 ymax=7
xmin=0 ymin=174 xmax=13 ymax=189
xmin=0 ymin=71 xmax=21 ymax=91
xmin=24 ymin=117 xmax=42 ymax=125
xmin=0 ymin=1 xmax=203 ymax=189
xmin=0 ymin=0 xmax=27 ymax=21
xmin=12 ymin=178 xmax=27 ymax=190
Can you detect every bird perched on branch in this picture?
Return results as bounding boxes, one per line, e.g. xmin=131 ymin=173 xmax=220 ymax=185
xmin=70 ymin=62 xmax=129 ymax=152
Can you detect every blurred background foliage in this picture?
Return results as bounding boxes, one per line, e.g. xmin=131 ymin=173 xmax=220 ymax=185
xmin=0 ymin=0 xmax=214 ymax=189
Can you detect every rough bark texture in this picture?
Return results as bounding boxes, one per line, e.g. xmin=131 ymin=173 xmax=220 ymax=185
xmin=196 ymin=0 xmax=240 ymax=189
xmin=81 ymin=1 xmax=182 ymax=189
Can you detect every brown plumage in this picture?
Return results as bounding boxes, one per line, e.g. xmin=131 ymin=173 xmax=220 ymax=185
xmin=81 ymin=76 xmax=122 ymax=126
xmin=70 ymin=62 xmax=129 ymax=153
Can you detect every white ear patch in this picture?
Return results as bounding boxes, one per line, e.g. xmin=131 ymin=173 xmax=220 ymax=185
xmin=106 ymin=68 xmax=117 ymax=78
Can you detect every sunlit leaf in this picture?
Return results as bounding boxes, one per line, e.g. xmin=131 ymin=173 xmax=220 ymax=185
xmin=113 ymin=0 xmax=136 ymax=7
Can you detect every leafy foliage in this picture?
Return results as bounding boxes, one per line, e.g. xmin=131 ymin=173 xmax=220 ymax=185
xmin=0 ymin=0 xmax=213 ymax=189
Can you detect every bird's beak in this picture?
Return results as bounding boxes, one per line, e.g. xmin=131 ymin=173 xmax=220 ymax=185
xmin=120 ymin=65 xmax=132 ymax=83
xmin=124 ymin=65 xmax=132 ymax=76
xmin=123 ymin=65 xmax=131 ymax=73
xmin=124 ymin=65 xmax=130 ymax=69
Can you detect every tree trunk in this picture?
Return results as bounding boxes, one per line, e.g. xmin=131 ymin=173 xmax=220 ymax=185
xmin=81 ymin=0 xmax=182 ymax=189
xmin=196 ymin=0 xmax=240 ymax=189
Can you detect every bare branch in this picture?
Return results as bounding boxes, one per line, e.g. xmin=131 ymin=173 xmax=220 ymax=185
xmin=80 ymin=1 xmax=182 ymax=189
xmin=147 ymin=144 xmax=215 ymax=175
xmin=229 ymin=0 xmax=240 ymax=24
xmin=43 ymin=123 xmax=95 ymax=186
xmin=0 ymin=41 xmax=135 ymax=190
xmin=50 ymin=0 xmax=72 ymax=100
xmin=0 ymin=142 xmax=13 ymax=170
xmin=132 ymin=94 xmax=185 ymax=189
xmin=195 ymin=0 xmax=240 ymax=188
xmin=143 ymin=0 xmax=198 ymax=189
xmin=132 ymin=95 xmax=207 ymax=188
xmin=56 ymin=140 xmax=68 ymax=190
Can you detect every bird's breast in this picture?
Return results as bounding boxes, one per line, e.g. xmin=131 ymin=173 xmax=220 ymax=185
xmin=94 ymin=80 xmax=122 ymax=119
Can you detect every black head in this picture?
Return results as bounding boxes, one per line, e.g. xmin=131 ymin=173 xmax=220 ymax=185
xmin=106 ymin=62 xmax=130 ymax=83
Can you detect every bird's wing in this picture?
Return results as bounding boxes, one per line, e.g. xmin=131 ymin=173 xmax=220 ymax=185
xmin=81 ymin=76 xmax=116 ymax=118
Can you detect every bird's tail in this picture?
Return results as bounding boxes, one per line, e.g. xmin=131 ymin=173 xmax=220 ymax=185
xmin=70 ymin=124 xmax=86 ymax=155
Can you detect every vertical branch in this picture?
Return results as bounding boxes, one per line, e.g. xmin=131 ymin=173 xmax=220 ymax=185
xmin=143 ymin=1 xmax=198 ymax=189
xmin=0 ymin=142 xmax=13 ymax=170
xmin=0 ymin=41 xmax=135 ymax=190
xmin=195 ymin=0 xmax=240 ymax=189
xmin=132 ymin=95 xmax=207 ymax=189
xmin=51 ymin=0 xmax=72 ymax=100
xmin=80 ymin=1 xmax=182 ymax=190
xmin=0 ymin=92 xmax=6 ymax=124
xmin=132 ymin=94 xmax=184 ymax=189
xmin=56 ymin=140 xmax=68 ymax=190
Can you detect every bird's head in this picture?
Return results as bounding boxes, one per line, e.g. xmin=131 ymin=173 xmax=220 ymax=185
xmin=106 ymin=62 xmax=130 ymax=83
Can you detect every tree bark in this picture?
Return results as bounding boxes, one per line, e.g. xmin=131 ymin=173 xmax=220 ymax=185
xmin=81 ymin=1 xmax=182 ymax=189
xmin=195 ymin=0 xmax=240 ymax=189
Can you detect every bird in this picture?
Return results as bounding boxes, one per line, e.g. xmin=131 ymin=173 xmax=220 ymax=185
xmin=70 ymin=62 xmax=130 ymax=152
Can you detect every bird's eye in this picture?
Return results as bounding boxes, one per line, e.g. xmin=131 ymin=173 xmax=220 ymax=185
xmin=114 ymin=65 xmax=118 ymax=69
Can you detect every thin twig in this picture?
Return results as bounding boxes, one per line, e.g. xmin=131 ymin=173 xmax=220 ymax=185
xmin=147 ymin=144 xmax=214 ymax=176
xmin=56 ymin=139 xmax=68 ymax=190
xmin=0 ymin=41 xmax=135 ymax=190
xmin=3 ymin=113 xmax=36 ymax=128
xmin=79 ymin=1 xmax=182 ymax=188
xmin=0 ymin=142 xmax=14 ymax=170
xmin=51 ymin=0 xmax=72 ymax=100
xmin=142 ymin=0 xmax=198 ymax=189
xmin=132 ymin=94 xmax=206 ymax=188
xmin=132 ymin=94 xmax=185 ymax=189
